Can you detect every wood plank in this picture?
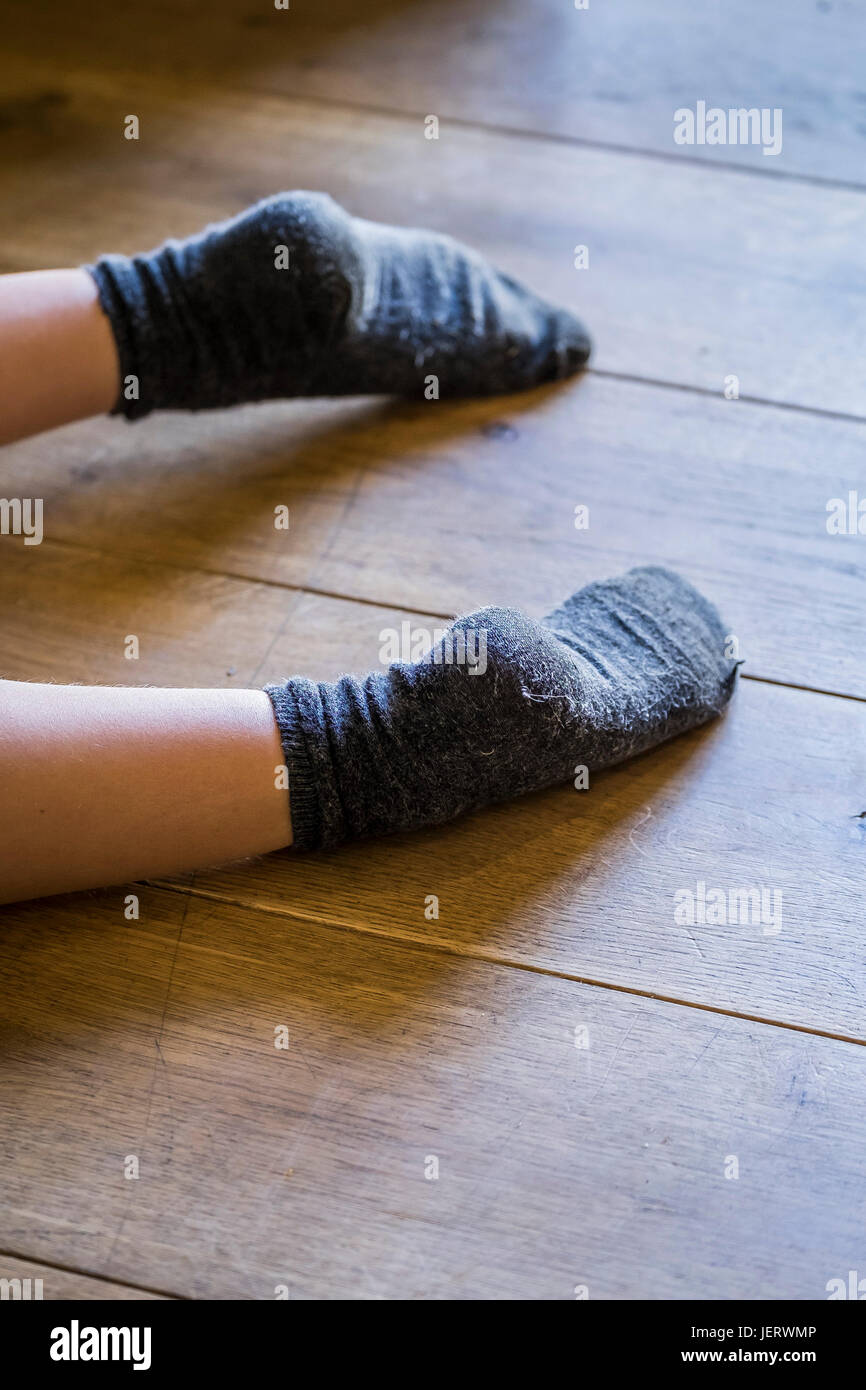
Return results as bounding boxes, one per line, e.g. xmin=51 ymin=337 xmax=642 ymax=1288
xmin=8 ymin=374 xmax=865 ymax=696
xmin=197 ymin=590 xmax=866 ymax=1043
xmin=1 ymin=549 xmax=862 ymax=1036
xmin=1 ymin=63 xmax=865 ymax=415
xmin=1 ymin=2 xmax=860 ymax=1311
xmin=1 ymin=885 xmax=864 ymax=1300
xmin=0 ymin=539 xmax=298 ymax=688
xmin=2 ymin=1 xmax=862 ymax=184
xmin=0 ymin=1257 xmax=167 ymax=1300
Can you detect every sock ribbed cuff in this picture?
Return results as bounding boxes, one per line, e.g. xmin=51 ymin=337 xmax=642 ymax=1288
xmin=265 ymin=678 xmax=331 ymax=850
xmin=87 ymin=255 xmax=177 ymax=420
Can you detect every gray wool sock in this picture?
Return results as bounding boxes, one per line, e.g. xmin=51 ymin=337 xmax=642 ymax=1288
xmin=86 ymin=191 xmax=591 ymax=420
xmin=265 ymin=566 xmax=738 ymax=851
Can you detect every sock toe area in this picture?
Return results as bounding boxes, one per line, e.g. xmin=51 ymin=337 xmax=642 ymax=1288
xmin=490 ymin=282 xmax=592 ymax=389
xmin=545 ymin=306 xmax=593 ymax=379
xmin=542 ymin=564 xmax=738 ymax=729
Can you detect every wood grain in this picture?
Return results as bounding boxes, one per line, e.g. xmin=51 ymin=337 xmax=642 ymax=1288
xmin=0 ymin=547 xmax=862 ymax=1037
xmin=1 ymin=886 xmax=864 ymax=1300
xmin=1 ymin=61 xmax=865 ymax=415
xmin=0 ymin=5 xmax=863 ymax=1304
xmin=3 ymin=1 xmax=863 ymax=184
xmin=7 ymin=374 xmax=864 ymax=695
xmin=190 ymin=604 xmax=866 ymax=1042
xmin=0 ymin=1257 xmax=167 ymax=1300
xmin=0 ymin=538 xmax=299 ymax=688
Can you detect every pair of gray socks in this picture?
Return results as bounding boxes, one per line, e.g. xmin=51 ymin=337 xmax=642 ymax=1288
xmin=86 ymin=193 xmax=737 ymax=850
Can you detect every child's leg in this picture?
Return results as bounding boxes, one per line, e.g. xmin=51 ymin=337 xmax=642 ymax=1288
xmin=0 ymin=270 xmax=119 ymax=445
xmin=0 ymin=680 xmax=291 ymax=904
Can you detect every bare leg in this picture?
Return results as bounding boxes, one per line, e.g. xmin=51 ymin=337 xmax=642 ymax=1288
xmin=0 ymin=274 xmax=292 ymax=903
xmin=0 ymin=682 xmax=292 ymax=904
xmin=0 ymin=270 xmax=120 ymax=444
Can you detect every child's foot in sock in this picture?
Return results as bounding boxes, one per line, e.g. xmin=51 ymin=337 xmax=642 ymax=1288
xmin=266 ymin=566 xmax=738 ymax=850
xmin=86 ymin=191 xmax=591 ymax=419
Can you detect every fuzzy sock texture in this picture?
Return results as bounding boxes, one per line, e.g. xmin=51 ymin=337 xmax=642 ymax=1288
xmin=265 ymin=566 xmax=738 ymax=851
xmin=86 ymin=191 xmax=591 ymax=419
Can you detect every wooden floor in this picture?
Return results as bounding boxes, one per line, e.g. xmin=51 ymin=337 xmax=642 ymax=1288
xmin=1 ymin=2 xmax=865 ymax=1300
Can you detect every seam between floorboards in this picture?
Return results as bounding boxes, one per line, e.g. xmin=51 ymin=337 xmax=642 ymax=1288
xmin=148 ymin=880 xmax=866 ymax=1049
xmin=587 ymin=368 xmax=866 ymax=426
xmin=12 ymin=50 xmax=864 ymax=198
xmin=740 ymin=672 xmax=865 ymax=703
xmin=0 ymin=1248 xmax=184 ymax=1300
xmin=183 ymin=80 xmax=866 ymax=200
xmin=34 ymin=533 xmax=866 ymax=705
